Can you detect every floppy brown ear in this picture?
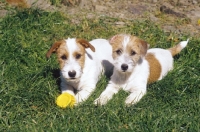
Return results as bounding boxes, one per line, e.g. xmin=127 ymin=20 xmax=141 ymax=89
xmin=109 ymin=34 xmax=124 ymax=45
xmin=76 ymin=39 xmax=95 ymax=52
xmin=138 ymin=39 xmax=148 ymax=56
xmin=109 ymin=35 xmax=118 ymax=44
xmin=46 ymin=40 xmax=65 ymax=58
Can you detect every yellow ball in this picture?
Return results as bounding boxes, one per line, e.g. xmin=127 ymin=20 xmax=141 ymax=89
xmin=56 ymin=93 xmax=75 ymax=108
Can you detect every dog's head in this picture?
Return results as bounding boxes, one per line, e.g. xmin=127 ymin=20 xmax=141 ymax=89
xmin=46 ymin=38 xmax=95 ymax=81
xmin=109 ymin=34 xmax=148 ymax=73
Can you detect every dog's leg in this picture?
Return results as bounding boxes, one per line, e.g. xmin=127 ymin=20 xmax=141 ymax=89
xmin=75 ymin=85 xmax=96 ymax=104
xmin=60 ymin=81 xmax=75 ymax=96
xmin=94 ymin=83 xmax=120 ymax=105
xmin=125 ymin=88 xmax=146 ymax=106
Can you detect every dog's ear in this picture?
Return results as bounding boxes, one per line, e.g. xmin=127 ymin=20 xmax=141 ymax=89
xmin=109 ymin=35 xmax=118 ymax=44
xmin=109 ymin=34 xmax=124 ymax=45
xmin=138 ymin=39 xmax=148 ymax=56
xmin=46 ymin=40 xmax=65 ymax=58
xmin=76 ymin=39 xmax=95 ymax=52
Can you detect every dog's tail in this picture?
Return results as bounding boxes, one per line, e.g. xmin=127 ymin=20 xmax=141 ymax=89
xmin=168 ymin=39 xmax=189 ymax=56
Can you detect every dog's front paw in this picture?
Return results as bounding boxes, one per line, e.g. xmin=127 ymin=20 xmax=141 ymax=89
xmin=56 ymin=93 xmax=75 ymax=108
xmin=75 ymin=92 xmax=90 ymax=104
xmin=75 ymin=89 xmax=95 ymax=104
xmin=125 ymin=92 xmax=145 ymax=106
xmin=94 ymin=89 xmax=115 ymax=106
xmin=75 ymin=94 xmax=84 ymax=104
xmin=94 ymin=96 xmax=110 ymax=106
xmin=125 ymin=97 xmax=138 ymax=106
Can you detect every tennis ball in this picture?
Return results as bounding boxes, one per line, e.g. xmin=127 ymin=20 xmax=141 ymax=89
xmin=56 ymin=93 xmax=75 ymax=108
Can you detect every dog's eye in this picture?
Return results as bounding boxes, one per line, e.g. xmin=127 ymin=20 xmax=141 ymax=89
xmin=76 ymin=54 xmax=81 ymax=59
xmin=61 ymin=55 xmax=67 ymax=60
xmin=131 ymin=50 xmax=136 ymax=56
xmin=116 ymin=49 xmax=122 ymax=55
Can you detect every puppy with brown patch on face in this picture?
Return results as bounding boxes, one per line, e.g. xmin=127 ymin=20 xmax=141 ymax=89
xmin=46 ymin=38 xmax=113 ymax=106
xmin=94 ymin=34 xmax=189 ymax=106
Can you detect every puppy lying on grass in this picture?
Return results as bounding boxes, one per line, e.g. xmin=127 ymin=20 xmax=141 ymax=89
xmin=94 ymin=34 xmax=189 ymax=106
xmin=46 ymin=38 xmax=113 ymax=108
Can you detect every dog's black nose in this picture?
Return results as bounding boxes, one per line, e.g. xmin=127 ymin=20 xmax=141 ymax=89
xmin=68 ymin=70 xmax=76 ymax=78
xmin=121 ymin=64 xmax=128 ymax=71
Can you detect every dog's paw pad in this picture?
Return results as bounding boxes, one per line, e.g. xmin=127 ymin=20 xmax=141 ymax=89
xmin=56 ymin=93 xmax=75 ymax=108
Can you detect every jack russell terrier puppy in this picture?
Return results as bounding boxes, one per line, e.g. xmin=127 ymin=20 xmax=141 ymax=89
xmin=94 ymin=34 xmax=189 ymax=106
xmin=46 ymin=38 xmax=113 ymax=106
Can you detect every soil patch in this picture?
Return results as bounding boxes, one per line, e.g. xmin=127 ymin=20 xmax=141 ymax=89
xmin=1 ymin=0 xmax=200 ymax=37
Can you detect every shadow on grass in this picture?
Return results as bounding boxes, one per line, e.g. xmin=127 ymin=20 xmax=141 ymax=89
xmin=44 ymin=67 xmax=61 ymax=91
xmin=51 ymin=69 xmax=61 ymax=89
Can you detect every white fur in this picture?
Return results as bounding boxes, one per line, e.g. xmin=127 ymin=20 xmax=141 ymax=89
xmin=94 ymin=37 xmax=188 ymax=106
xmin=61 ymin=39 xmax=82 ymax=80
xmin=180 ymin=39 xmax=189 ymax=48
xmin=94 ymin=58 xmax=149 ymax=106
xmin=61 ymin=38 xmax=113 ymax=105
xmin=148 ymin=48 xmax=173 ymax=80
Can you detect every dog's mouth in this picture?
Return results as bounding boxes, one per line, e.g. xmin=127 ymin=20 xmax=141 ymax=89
xmin=119 ymin=68 xmax=132 ymax=73
xmin=69 ymin=77 xmax=76 ymax=80
xmin=67 ymin=77 xmax=78 ymax=81
xmin=65 ymin=77 xmax=80 ymax=82
xmin=120 ymin=69 xmax=130 ymax=73
xmin=61 ymin=71 xmax=81 ymax=81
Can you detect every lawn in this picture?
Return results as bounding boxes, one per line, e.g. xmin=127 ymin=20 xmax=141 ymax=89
xmin=0 ymin=8 xmax=199 ymax=131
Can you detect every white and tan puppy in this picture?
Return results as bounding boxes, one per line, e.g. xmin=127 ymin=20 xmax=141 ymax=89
xmin=46 ymin=38 xmax=113 ymax=105
xmin=94 ymin=34 xmax=189 ymax=106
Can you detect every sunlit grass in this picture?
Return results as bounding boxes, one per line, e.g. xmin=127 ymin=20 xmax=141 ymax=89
xmin=0 ymin=8 xmax=199 ymax=131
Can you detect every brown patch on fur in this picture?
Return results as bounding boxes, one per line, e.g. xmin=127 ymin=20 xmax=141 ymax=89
xmin=109 ymin=34 xmax=148 ymax=65
xmin=46 ymin=39 xmax=87 ymax=70
xmin=109 ymin=34 xmax=148 ymax=59
xmin=134 ymin=37 xmax=148 ymax=56
xmin=109 ymin=34 xmax=125 ymax=45
xmin=126 ymin=36 xmax=142 ymax=63
xmin=46 ymin=40 xmax=68 ymax=69
xmin=126 ymin=36 xmax=148 ymax=56
xmin=6 ymin=0 xmax=30 ymax=8
xmin=46 ymin=40 xmax=66 ymax=58
xmin=168 ymin=43 xmax=183 ymax=56
xmin=126 ymin=36 xmax=148 ymax=65
xmin=76 ymin=39 xmax=95 ymax=52
xmin=72 ymin=44 xmax=86 ymax=70
xmin=145 ymin=53 xmax=162 ymax=83
xmin=109 ymin=35 xmax=125 ymax=59
xmin=56 ymin=43 xmax=69 ymax=69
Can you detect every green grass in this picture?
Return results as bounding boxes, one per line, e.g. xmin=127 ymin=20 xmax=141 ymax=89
xmin=0 ymin=8 xmax=199 ymax=131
